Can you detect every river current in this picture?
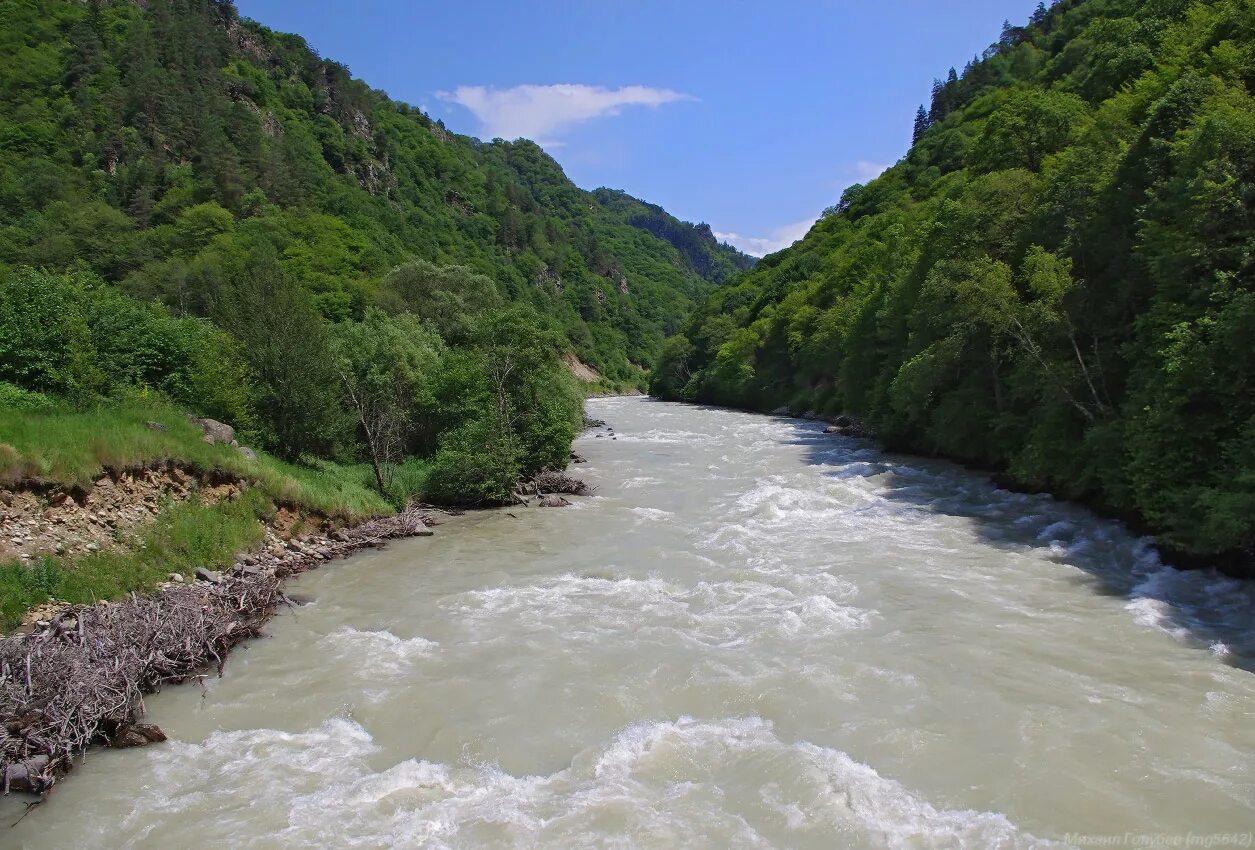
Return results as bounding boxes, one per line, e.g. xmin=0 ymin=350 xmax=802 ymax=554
xmin=6 ymin=398 xmax=1254 ymax=848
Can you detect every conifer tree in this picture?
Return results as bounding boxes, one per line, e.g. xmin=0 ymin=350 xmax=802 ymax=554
xmin=913 ymin=105 xmax=930 ymax=143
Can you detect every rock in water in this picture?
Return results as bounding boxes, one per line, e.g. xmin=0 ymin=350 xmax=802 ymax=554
xmin=110 ymin=724 xmax=167 ymax=748
xmin=4 ymin=755 xmax=50 ymax=793
xmin=538 ymin=495 xmax=572 ymax=507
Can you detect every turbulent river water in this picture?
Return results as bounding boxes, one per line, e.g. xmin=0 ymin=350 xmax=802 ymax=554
xmin=6 ymin=398 xmax=1255 ymax=848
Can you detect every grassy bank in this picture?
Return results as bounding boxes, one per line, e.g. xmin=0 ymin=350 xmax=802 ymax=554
xmin=0 ymin=402 xmax=395 ymax=520
xmin=0 ymin=493 xmax=269 ymax=629
xmin=0 ymin=403 xmax=404 ymax=629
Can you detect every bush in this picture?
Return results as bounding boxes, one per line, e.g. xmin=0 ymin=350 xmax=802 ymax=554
xmin=0 ymin=382 xmax=56 ymax=413
xmin=0 ymin=268 xmax=100 ymax=397
xmin=423 ymin=417 xmax=522 ymax=505
xmin=0 ymin=267 xmax=258 ymax=427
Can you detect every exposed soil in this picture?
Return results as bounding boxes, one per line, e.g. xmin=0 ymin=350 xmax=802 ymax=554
xmin=0 ymin=465 xmax=244 ymax=564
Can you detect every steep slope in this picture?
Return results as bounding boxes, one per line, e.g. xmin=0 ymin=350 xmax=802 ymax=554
xmin=593 ymin=188 xmax=757 ymax=285
xmin=0 ymin=0 xmax=749 ymax=385
xmin=657 ymin=0 xmax=1255 ymax=568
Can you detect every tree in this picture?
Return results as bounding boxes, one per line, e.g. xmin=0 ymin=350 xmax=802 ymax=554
xmin=376 ymin=259 xmax=501 ymax=343
xmin=971 ymin=89 xmax=1086 ymax=172
xmin=913 ymin=105 xmax=931 ymax=143
xmin=929 ymin=78 xmax=947 ymax=123
xmin=214 ymin=254 xmax=347 ymax=458
xmin=330 ymin=310 xmax=443 ymax=494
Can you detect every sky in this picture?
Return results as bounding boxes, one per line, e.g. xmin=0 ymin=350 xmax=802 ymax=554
xmin=234 ymin=1 xmax=1042 ymax=256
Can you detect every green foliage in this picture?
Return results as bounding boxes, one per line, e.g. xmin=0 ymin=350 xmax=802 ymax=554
xmin=0 ymin=383 xmax=56 ymax=413
xmin=0 ymin=267 xmax=256 ymax=421
xmin=0 ymin=268 xmax=100 ymax=398
xmin=667 ymin=0 xmax=1255 ymax=561
xmin=0 ymin=0 xmax=751 ymax=511
xmin=424 ymin=417 xmax=524 ymax=506
xmin=422 ymin=307 xmax=583 ymax=503
xmin=649 ymin=335 xmax=696 ymax=399
xmin=214 ymin=254 xmax=348 ymax=459
xmin=376 ymin=260 xmax=501 ymax=343
xmin=330 ymin=309 xmax=444 ymax=490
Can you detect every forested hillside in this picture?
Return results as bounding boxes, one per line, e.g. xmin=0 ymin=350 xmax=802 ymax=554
xmin=655 ymin=0 xmax=1255 ymax=567
xmin=0 ymin=0 xmax=748 ymax=502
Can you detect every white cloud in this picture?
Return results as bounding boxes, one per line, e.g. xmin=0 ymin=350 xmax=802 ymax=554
xmin=715 ymin=217 xmax=818 ymax=258
xmin=850 ymin=160 xmax=889 ymax=183
xmin=719 ymin=161 xmax=891 ymax=258
xmin=436 ymin=84 xmax=694 ymax=145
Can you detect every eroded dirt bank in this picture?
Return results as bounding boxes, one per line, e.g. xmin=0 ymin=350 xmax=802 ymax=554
xmin=0 ymin=464 xmax=435 ymax=796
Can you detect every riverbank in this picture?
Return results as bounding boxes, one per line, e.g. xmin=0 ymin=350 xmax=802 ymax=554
xmin=0 ymin=404 xmax=595 ymax=797
xmin=0 ymin=499 xmax=435 ymax=795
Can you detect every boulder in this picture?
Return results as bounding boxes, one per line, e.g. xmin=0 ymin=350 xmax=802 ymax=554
xmin=110 ymin=723 xmax=167 ymax=748
xmin=4 ymin=755 xmax=50 ymax=793
xmin=194 ymin=567 xmax=222 ymax=584
xmin=191 ymin=417 xmax=235 ymax=445
xmin=237 ymin=445 xmax=258 ymax=461
xmin=770 ymin=406 xmax=790 ymax=416
xmin=833 ymin=414 xmax=853 ymax=428
xmin=823 ymin=425 xmax=840 ymax=434
xmin=538 ymin=495 xmax=572 ymax=508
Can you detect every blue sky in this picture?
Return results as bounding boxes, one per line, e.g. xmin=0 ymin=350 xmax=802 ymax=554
xmin=235 ymin=1 xmax=1041 ymax=255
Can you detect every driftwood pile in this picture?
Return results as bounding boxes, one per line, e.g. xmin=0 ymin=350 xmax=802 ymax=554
xmin=527 ymin=470 xmax=592 ymax=496
xmin=514 ymin=470 xmax=592 ymax=507
xmin=0 ymin=503 xmax=432 ymax=795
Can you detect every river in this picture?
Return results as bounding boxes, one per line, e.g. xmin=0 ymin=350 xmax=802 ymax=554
xmin=5 ymin=397 xmax=1254 ymax=848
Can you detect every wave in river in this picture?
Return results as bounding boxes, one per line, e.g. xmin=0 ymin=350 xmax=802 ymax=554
xmin=444 ymin=573 xmax=873 ymax=651
xmin=124 ymin=715 xmax=1056 ymax=849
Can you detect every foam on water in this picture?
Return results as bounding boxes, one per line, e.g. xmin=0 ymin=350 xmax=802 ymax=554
xmin=444 ymin=573 xmax=873 ymax=651
xmin=629 ymin=506 xmax=674 ymax=521
xmin=320 ymin=626 xmax=438 ymax=676
xmin=110 ymin=716 xmax=1056 ymax=849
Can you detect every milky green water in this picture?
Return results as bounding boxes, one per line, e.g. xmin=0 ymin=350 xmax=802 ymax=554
xmin=5 ymin=398 xmax=1253 ymax=848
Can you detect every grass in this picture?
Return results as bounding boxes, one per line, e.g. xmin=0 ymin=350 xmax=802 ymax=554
xmin=0 ymin=402 xmax=411 ymax=628
xmin=0 ymin=401 xmax=392 ymax=520
xmin=0 ymin=491 xmax=270 ymax=630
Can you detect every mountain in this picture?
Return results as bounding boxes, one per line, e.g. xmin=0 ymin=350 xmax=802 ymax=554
xmin=0 ymin=0 xmax=750 ymax=387
xmin=592 ymin=189 xmax=757 ymax=285
xmin=654 ymin=0 xmax=1255 ymax=568
xmin=0 ymin=0 xmax=761 ymax=519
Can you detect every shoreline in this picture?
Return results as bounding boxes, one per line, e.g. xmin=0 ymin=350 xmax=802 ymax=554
xmin=0 ymin=502 xmax=434 ymax=796
xmin=0 ymin=453 xmax=593 ymax=799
